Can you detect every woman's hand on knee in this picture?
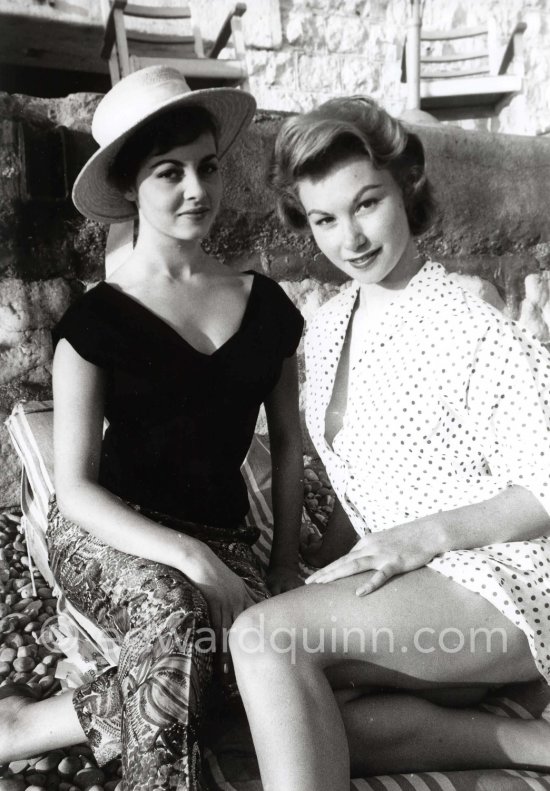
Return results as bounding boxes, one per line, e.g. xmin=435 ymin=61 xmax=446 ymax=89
xmin=304 ymin=519 xmax=445 ymax=596
xmin=181 ymin=544 xmax=257 ymax=666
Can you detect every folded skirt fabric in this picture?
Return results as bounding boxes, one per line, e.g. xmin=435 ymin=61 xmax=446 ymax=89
xmin=46 ymin=498 xmax=269 ymax=791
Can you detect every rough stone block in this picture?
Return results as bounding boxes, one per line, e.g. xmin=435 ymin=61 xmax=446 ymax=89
xmin=325 ymin=15 xmax=368 ymax=53
xmin=340 ymin=56 xmax=379 ymax=92
xmin=0 ymin=278 xmax=73 ymax=334
xmin=279 ymin=278 xmax=342 ymax=321
xmin=248 ymin=50 xmax=296 ymax=89
xmin=285 ymin=12 xmax=326 ymax=50
xmin=519 ymin=272 xmax=550 ymax=342
xmin=297 ymin=54 xmax=341 ymax=93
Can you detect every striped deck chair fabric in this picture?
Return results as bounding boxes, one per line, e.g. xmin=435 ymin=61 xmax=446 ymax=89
xmin=6 ymin=401 xmax=550 ymax=789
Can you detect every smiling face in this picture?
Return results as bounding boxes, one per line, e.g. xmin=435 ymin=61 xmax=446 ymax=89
xmin=125 ymin=131 xmax=223 ymax=242
xmin=297 ymin=155 xmax=416 ymax=287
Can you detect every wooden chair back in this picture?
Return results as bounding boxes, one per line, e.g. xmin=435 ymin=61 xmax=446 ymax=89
xmin=99 ymin=0 xmax=248 ymax=88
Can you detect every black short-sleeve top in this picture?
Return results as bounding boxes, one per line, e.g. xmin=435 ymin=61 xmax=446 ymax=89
xmin=52 ymin=272 xmax=304 ymax=528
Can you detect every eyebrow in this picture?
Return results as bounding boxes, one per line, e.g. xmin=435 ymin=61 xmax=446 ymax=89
xmin=306 ymin=183 xmax=383 ymax=216
xmin=149 ymin=153 xmax=218 ymax=169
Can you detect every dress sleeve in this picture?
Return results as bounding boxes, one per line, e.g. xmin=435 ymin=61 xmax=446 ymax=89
xmin=467 ymin=316 xmax=550 ymax=516
xmin=261 ymin=275 xmax=304 ymax=357
xmin=51 ymin=288 xmax=111 ymax=370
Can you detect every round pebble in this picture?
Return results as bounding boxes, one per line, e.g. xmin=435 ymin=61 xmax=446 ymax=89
xmin=24 ymin=774 xmax=48 ymax=786
xmin=4 ymin=633 xmax=24 ymax=649
xmin=0 ymin=778 xmax=26 ymax=791
xmin=58 ymin=757 xmax=83 ymax=777
xmin=34 ymin=752 xmax=64 ymax=772
xmin=11 ymin=671 xmax=31 ymax=683
xmin=24 ymin=600 xmax=43 ymax=616
xmin=38 ymin=675 xmax=56 ymax=692
xmin=12 ymin=656 xmax=35 ymax=672
xmin=0 ymin=647 xmax=16 ymax=662
xmin=73 ymin=768 xmax=105 ymax=790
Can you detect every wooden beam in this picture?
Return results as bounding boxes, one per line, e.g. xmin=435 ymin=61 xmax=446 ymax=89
xmin=0 ymin=11 xmax=108 ymax=74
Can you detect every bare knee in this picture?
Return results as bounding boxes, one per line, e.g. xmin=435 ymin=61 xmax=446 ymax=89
xmin=229 ymin=603 xmax=269 ymax=662
xmin=229 ymin=598 xmax=303 ymax=674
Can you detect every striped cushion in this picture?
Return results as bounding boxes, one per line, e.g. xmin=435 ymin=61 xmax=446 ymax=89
xmin=6 ymin=401 xmax=550 ymax=788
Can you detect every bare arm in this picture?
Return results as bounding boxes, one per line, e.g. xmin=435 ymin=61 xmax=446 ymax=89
xmin=264 ymin=354 xmax=304 ymax=593
xmin=428 ymin=484 xmax=550 ymax=553
xmin=307 ymin=485 xmax=550 ymax=594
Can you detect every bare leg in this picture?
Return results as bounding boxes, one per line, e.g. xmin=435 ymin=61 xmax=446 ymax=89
xmin=230 ymin=567 xmax=549 ymax=791
xmin=336 ymin=688 xmax=550 ymax=776
xmin=0 ymin=690 xmax=85 ymax=763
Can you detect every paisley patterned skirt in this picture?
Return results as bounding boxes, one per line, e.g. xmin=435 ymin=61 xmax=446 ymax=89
xmin=46 ymin=498 xmax=269 ymax=791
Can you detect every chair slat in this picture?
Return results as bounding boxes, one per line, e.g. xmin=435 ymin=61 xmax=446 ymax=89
xmin=422 ymin=67 xmax=491 ymax=79
xmin=420 ymin=73 xmax=522 ymax=98
xmin=133 ymin=55 xmax=247 ymax=80
xmin=421 ymin=25 xmax=487 ymax=41
xmin=421 ymin=50 xmax=488 ymax=63
xmin=127 ymin=32 xmax=195 ymax=45
xmin=124 ymin=3 xmax=191 ymax=19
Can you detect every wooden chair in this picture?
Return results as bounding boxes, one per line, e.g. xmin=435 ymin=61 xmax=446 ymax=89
xmin=401 ymin=13 xmax=527 ymax=121
xmin=99 ymin=0 xmax=249 ymax=89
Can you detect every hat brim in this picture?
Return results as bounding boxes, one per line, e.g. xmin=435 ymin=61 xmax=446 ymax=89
xmin=72 ymin=87 xmax=255 ymax=224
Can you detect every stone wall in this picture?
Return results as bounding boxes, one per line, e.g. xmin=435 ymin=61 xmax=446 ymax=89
xmin=3 ymin=0 xmax=547 ymax=132
xmin=0 ymin=90 xmax=550 ymax=506
xmin=194 ymin=0 xmax=550 ymax=135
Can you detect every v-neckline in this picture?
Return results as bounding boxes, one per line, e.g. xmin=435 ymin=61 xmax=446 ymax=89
xmin=98 ymin=271 xmax=258 ymax=358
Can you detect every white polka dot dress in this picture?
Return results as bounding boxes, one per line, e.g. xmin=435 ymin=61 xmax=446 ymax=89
xmin=305 ymin=261 xmax=550 ymax=683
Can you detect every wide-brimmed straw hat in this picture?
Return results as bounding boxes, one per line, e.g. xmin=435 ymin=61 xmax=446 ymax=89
xmin=72 ymin=65 xmax=256 ymax=223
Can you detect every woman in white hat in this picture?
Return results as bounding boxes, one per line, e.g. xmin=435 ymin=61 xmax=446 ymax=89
xmin=0 ymin=66 xmax=304 ymax=790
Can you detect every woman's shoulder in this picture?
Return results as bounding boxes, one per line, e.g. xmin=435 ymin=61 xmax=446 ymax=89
xmin=306 ymin=282 xmax=358 ymax=334
xmin=52 ymin=282 xmax=116 ymax=365
xmin=245 ymin=270 xmax=303 ymax=314
xmin=54 ymin=282 xmax=110 ymax=328
xmin=416 ymin=262 xmax=506 ymax=331
xmin=422 ymin=262 xmax=549 ymax=356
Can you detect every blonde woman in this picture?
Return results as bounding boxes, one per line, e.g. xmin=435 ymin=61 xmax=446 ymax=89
xmin=230 ymin=96 xmax=550 ymax=790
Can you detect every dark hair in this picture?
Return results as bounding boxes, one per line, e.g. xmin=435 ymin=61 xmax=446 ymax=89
xmin=269 ymin=96 xmax=435 ymax=236
xmin=109 ymin=105 xmax=217 ymax=192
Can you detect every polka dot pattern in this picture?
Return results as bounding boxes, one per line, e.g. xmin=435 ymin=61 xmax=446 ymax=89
xmin=305 ymin=261 xmax=550 ymax=682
